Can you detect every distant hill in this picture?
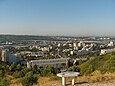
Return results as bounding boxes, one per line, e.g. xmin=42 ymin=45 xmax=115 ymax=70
xmin=0 ymin=35 xmax=56 ymax=41
xmin=0 ymin=35 xmax=114 ymax=41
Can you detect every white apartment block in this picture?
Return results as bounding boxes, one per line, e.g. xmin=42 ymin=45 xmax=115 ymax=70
xmin=27 ymin=58 xmax=70 ymax=68
xmin=100 ymin=48 xmax=115 ymax=55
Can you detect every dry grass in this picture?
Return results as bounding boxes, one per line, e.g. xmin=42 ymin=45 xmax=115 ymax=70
xmin=34 ymin=76 xmax=61 ymax=86
xmin=10 ymin=78 xmax=22 ymax=86
xmin=8 ymin=76 xmax=22 ymax=86
xmin=4 ymin=74 xmax=22 ymax=86
xmin=77 ymin=70 xmax=115 ymax=83
xmin=35 ymin=71 xmax=115 ymax=86
xmin=7 ymin=71 xmax=115 ymax=86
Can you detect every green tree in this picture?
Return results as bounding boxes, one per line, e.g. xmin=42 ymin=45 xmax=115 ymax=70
xmin=67 ymin=65 xmax=80 ymax=72
xmin=21 ymin=67 xmax=30 ymax=76
xmin=21 ymin=71 xmax=37 ymax=86
xmin=32 ymin=65 xmax=40 ymax=74
xmin=13 ymin=71 xmax=24 ymax=78
xmin=16 ymin=64 xmax=22 ymax=71
xmin=41 ymin=66 xmax=55 ymax=76
xmin=0 ymin=70 xmax=4 ymax=77
xmin=9 ymin=63 xmax=16 ymax=71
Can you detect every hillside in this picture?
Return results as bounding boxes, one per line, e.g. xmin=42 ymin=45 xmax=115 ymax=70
xmin=79 ymin=52 xmax=115 ymax=75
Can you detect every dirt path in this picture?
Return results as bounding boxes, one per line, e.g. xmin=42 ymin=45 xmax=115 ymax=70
xmin=52 ymin=81 xmax=115 ymax=86
xmin=75 ymin=82 xmax=115 ymax=86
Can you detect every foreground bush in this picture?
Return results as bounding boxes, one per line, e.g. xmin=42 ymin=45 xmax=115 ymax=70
xmin=40 ymin=66 xmax=60 ymax=76
xmin=67 ymin=65 xmax=80 ymax=72
xmin=0 ymin=78 xmax=9 ymax=86
xmin=21 ymin=71 xmax=37 ymax=86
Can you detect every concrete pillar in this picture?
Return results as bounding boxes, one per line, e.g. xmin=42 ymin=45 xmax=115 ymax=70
xmin=72 ymin=77 xmax=75 ymax=85
xmin=27 ymin=61 xmax=30 ymax=68
xmin=62 ymin=77 xmax=66 ymax=86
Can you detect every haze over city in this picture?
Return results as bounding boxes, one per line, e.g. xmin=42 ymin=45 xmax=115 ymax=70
xmin=0 ymin=0 xmax=115 ymax=36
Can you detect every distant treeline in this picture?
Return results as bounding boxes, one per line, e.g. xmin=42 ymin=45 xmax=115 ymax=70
xmin=0 ymin=35 xmax=114 ymax=41
xmin=0 ymin=35 xmax=57 ymax=41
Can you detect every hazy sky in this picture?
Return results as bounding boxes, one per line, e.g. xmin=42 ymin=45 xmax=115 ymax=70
xmin=0 ymin=0 xmax=115 ymax=36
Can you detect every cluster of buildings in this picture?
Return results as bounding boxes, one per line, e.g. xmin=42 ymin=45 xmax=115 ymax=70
xmin=69 ymin=41 xmax=95 ymax=56
xmin=100 ymin=48 xmax=115 ymax=55
xmin=100 ymin=41 xmax=115 ymax=55
xmin=0 ymin=39 xmax=115 ymax=69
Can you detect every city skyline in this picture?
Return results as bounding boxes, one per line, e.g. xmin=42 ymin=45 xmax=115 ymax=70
xmin=0 ymin=0 xmax=115 ymax=37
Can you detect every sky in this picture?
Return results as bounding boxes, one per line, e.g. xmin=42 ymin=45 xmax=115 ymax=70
xmin=0 ymin=0 xmax=115 ymax=36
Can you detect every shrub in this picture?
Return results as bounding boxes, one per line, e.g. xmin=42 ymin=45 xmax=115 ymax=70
xmin=16 ymin=64 xmax=22 ymax=71
xmin=21 ymin=67 xmax=30 ymax=76
xmin=40 ymin=66 xmax=55 ymax=76
xmin=32 ymin=65 xmax=40 ymax=74
xmin=13 ymin=71 xmax=24 ymax=78
xmin=85 ymin=65 xmax=94 ymax=75
xmin=67 ymin=65 xmax=80 ymax=72
xmin=9 ymin=63 xmax=16 ymax=71
xmin=0 ymin=78 xmax=9 ymax=86
xmin=0 ymin=70 xmax=4 ymax=77
xmin=21 ymin=71 xmax=37 ymax=86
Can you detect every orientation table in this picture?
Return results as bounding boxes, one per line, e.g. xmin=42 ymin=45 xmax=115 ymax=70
xmin=57 ymin=72 xmax=80 ymax=86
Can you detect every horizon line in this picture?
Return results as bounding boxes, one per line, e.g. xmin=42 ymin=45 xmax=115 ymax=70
xmin=0 ymin=33 xmax=115 ymax=38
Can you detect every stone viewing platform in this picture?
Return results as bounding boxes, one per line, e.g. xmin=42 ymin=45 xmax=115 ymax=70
xmin=57 ymin=72 xmax=80 ymax=86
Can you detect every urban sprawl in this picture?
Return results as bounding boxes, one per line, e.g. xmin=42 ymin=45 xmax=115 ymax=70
xmin=0 ymin=36 xmax=115 ymax=71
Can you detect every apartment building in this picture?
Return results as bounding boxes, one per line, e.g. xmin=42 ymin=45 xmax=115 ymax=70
xmin=27 ymin=58 xmax=70 ymax=69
